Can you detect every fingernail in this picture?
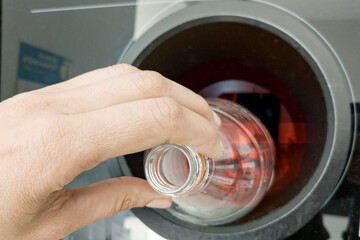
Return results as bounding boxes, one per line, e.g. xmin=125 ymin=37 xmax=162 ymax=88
xmin=146 ymin=199 xmax=172 ymax=209
xmin=213 ymin=111 xmax=222 ymax=128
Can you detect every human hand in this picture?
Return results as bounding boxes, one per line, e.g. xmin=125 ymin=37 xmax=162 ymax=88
xmin=0 ymin=64 xmax=222 ymax=239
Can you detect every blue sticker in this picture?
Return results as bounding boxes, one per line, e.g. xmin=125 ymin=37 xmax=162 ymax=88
xmin=18 ymin=42 xmax=72 ymax=85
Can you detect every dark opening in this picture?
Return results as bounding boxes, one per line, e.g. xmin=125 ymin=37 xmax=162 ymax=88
xmin=124 ymin=19 xmax=327 ymax=224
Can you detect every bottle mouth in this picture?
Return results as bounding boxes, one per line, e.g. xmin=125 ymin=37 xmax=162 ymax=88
xmin=145 ymin=144 xmax=205 ymax=196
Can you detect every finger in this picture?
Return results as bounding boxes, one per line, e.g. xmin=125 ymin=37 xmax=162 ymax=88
xmin=52 ymin=70 xmax=216 ymax=126
xmin=62 ymin=97 xmax=222 ymax=183
xmin=41 ymin=64 xmax=140 ymax=92
xmin=37 ymin=177 xmax=171 ymax=239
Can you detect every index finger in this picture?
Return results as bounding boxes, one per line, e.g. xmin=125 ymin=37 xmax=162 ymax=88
xmin=58 ymin=97 xmax=223 ymax=186
xmin=43 ymin=64 xmax=140 ymax=91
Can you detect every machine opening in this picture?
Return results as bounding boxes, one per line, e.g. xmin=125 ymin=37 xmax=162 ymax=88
xmin=125 ymin=19 xmax=328 ymax=224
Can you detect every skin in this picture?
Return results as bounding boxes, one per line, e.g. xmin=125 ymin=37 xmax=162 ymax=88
xmin=0 ymin=64 xmax=223 ymax=239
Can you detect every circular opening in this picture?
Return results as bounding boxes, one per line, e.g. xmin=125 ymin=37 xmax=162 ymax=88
xmin=158 ymin=148 xmax=190 ymax=188
xmin=124 ymin=17 xmax=329 ymax=228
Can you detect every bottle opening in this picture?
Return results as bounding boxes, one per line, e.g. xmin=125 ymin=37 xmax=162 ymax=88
xmin=145 ymin=144 xmax=206 ymax=196
xmin=158 ymin=148 xmax=190 ymax=188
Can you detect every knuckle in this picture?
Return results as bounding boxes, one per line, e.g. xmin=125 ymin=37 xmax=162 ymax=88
xmin=137 ymin=71 xmax=169 ymax=94
xmin=187 ymin=93 xmax=213 ymax=121
xmin=107 ymin=64 xmax=137 ymax=75
xmin=10 ymin=92 xmax=51 ymax=112
xmin=115 ymin=196 xmax=136 ymax=213
xmin=112 ymin=179 xmax=137 ymax=213
xmin=149 ymin=97 xmax=183 ymax=130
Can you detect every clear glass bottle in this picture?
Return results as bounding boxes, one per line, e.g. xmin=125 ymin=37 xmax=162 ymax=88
xmin=144 ymin=98 xmax=275 ymax=225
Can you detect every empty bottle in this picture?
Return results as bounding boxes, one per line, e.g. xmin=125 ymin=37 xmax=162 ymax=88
xmin=144 ymin=98 xmax=275 ymax=225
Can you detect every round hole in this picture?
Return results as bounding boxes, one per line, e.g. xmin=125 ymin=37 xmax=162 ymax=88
xmin=158 ymin=148 xmax=190 ymax=188
xmin=126 ymin=19 xmax=327 ymax=222
xmin=120 ymin=7 xmax=354 ymax=238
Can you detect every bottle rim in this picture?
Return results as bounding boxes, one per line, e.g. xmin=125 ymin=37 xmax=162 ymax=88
xmin=144 ymin=143 xmax=206 ymax=196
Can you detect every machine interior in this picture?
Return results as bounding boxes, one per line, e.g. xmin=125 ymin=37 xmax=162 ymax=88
xmin=124 ymin=19 xmax=328 ymax=225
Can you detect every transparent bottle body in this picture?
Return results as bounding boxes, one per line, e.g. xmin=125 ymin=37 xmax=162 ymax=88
xmin=144 ymin=98 xmax=275 ymax=225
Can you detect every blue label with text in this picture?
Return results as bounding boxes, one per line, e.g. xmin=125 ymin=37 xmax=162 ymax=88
xmin=18 ymin=42 xmax=72 ymax=85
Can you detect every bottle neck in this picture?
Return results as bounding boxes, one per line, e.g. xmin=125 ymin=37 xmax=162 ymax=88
xmin=145 ymin=144 xmax=211 ymax=197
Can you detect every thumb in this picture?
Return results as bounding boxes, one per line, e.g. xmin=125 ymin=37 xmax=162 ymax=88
xmin=42 ymin=177 xmax=172 ymax=238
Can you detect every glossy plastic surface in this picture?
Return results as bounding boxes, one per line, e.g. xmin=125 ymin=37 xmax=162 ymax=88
xmin=145 ymin=98 xmax=276 ymax=225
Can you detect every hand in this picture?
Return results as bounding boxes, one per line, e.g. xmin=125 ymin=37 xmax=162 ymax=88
xmin=0 ymin=64 xmax=222 ymax=239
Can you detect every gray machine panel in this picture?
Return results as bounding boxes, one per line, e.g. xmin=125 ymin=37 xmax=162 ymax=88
xmin=1 ymin=0 xmax=136 ymax=99
xmin=1 ymin=1 xmax=359 ymax=239
xmin=267 ymin=0 xmax=360 ymax=102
